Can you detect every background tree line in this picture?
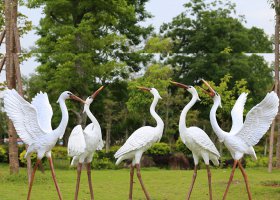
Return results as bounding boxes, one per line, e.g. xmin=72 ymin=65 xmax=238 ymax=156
xmin=0 ymin=0 xmax=278 ymax=169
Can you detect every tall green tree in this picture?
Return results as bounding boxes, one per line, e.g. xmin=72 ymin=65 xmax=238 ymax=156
xmin=126 ymin=64 xmax=175 ymax=142
xmin=27 ymin=0 xmax=153 ymax=143
xmin=160 ymin=0 xmax=273 ymax=104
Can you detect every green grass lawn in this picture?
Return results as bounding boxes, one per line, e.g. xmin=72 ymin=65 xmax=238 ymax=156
xmin=0 ymin=163 xmax=279 ymax=200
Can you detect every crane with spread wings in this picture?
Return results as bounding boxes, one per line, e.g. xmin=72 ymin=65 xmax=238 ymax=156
xmin=201 ymin=79 xmax=279 ymax=200
xmin=4 ymin=89 xmax=84 ymax=200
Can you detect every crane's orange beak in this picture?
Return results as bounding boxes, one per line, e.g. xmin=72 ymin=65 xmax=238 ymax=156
xmin=170 ymin=81 xmax=190 ymax=89
xmin=91 ymin=86 xmax=104 ymax=99
xmin=200 ymin=79 xmax=215 ymax=97
xmin=69 ymin=94 xmax=86 ymax=104
xmin=137 ymin=86 xmax=151 ymax=92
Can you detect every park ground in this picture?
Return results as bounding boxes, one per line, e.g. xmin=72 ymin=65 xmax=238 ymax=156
xmin=0 ymin=164 xmax=279 ymax=200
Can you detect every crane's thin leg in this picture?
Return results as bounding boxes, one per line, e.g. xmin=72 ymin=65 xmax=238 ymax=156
xmin=48 ymin=157 xmax=63 ymax=200
xmin=27 ymin=159 xmax=41 ymax=200
xmin=38 ymin=160 xmax=45 ymax=173
xmin=238 ymin=161 xmax=252 ymax=200
xmin=222 ymin=160 xmax=238 ymax=200
xmin=74 ymin=163 xmax=83 ymax=200
xmin=206 ymin=165 xmax=212 ymax=200
xmin=186 ymin=165 xmax=198 ymax=200
xmin=129 ymin=164 xmax=135 ymax=200
xmin=135 ymin=164 xmax=151 ymax=200
xmin=86 ymin=163 xmax=94 ymax=200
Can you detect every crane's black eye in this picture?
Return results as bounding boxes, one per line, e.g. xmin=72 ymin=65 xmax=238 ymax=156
xmin=67 ymin=92 xmax=72 ymax=95
xmin=89 ymin=96 xmax=92 ymax=99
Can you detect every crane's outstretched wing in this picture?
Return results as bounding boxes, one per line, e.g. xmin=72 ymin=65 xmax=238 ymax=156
xmin=114 ymin=126 xmax=155 ymax=158
xmin=84 ymin=123 xmax=104 ymax=150
xmin=236 ymin=92 xmax=279 ymax=147
xmin=3 ymin=89 xmax=48 ymax=146
xmin=188 ymin=127 xmax=220 ymax=157
xmin=229 ymin=93 xmax=248 ymax=134
xmin=68 ymin=125 xmax=86 ymax=157
xmin=31 ymin=91 xmax=53 ymax=133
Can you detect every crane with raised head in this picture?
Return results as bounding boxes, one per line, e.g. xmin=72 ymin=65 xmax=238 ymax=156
xmin=114 ymin=87 xmax=164 ymax=200
xmin=68 ymin=86 xmax=104 ymax=200
xmin=4 ymin=89 xmax=84 ymax=200
xmin=171 ymin=81 xmax=220 ymax=200
xmin=201 ymin=79 xmax=279 ymax=200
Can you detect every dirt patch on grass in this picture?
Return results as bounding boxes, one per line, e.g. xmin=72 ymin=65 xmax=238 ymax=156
xmin=218 ymin=180 xmax=241 ymax=185
xmin=261 ymin=181 xmax=280 ymax=187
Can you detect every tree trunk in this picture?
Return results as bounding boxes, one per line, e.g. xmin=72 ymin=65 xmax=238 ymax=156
xmin=269 ymin=0 xmax=280 ymax=172
xmin=5 ymin=0 xmax=19 ymax=175
xmin=165 ymin=89 xmax=171 ymax=144
xmin=105 ymin=116 xmax=112 ymax=153
xmin=276 ymin=115 xmax=280 ymax=167
xmin=268 ymin=120 xmax=276 ymax=172
xmin=264 ymin=137 xmax=268 ymax=156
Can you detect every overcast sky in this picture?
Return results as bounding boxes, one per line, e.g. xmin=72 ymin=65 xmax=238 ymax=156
xmin=0 ymin=0 xmax=276 ymax=82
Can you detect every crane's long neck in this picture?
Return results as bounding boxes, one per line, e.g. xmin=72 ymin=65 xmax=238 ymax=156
xmin=150 ymin=95 xmax=164 ymax=131
xmin=210 ymin=98 xmax=227 ymax=142
xmin=179 ymin=95 xmax=197 ymax=133
xmin=84 ymin=104 xmax=101 ymax=130
xmin=54 ymin=99 xmax=69 ymax=139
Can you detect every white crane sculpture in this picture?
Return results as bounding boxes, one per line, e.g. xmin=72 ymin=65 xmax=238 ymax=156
xmin=68 ymin=86 xmax=104 ymax=200
xmin=114 ymin=87 xmax=164 ymax=200
xmin=201 ymin=79 xmax=279 ymax=200
xmin=3 ymin=89 xmax=85 ymax=200
xmin=171 ymin=81 xmax=220 ymax=200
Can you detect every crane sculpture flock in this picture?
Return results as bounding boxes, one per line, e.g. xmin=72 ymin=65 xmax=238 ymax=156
xmin=2 ymin=79 xmax=279 ymax=200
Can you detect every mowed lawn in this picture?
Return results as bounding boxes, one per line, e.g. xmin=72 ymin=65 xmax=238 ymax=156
xmin=0 ymin=164 xmax=279 ymax=200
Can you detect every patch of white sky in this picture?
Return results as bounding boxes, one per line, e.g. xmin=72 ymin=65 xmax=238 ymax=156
xmin=0 ymin=0 xmax=276 ymax=82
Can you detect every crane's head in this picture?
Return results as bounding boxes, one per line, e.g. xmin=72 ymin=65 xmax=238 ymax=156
xmin=57 ymin=91 xmax=85 ymax=104
xmin=137 ymin=86 xmax=162 ymax=99
xmin=170 ymin=81 xmax=201 ymax=101
xmin=200 ymin=79 xmax=222 ymax=108
xmin=85 ymin=86 xmax=104 ymax=104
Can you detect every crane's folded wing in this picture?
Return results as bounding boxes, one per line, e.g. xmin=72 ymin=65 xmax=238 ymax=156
xmin=189 ymin=127 xmax=220 ymax=157
xmin=84 ymin=123 xmax=104 ymax=150
xmin=68 ymin=125 xmax=86 ymax=156
xmin=114 ymin=126 xmax=156 ymax=158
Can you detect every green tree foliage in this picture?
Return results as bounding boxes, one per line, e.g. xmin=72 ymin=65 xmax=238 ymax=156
xmin=160 ymin=0 xmax=273 ymax=103
xmin=126 ymin=64 xmax=174 ymax=140
xmin=26 ymin=0 xmax=153 ymax=143
xmin=144 ymin=36 xmax=173 ymax=54
xmin=127 ymin=64 xmax=172 ymax=115
xmin=0 ymin=1 xmax=4 ymax=28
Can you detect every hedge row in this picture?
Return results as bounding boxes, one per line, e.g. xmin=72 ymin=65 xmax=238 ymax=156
xmin=0 ymin=141 xmax=271 ymax=170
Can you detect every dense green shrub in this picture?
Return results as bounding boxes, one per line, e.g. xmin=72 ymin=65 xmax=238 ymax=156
xmin=147 ymin=142 xmax=171 ymax=156
xmin=253 ymin=145 xmax=265 ymax=155
xmin=174 ymin=139 xmax=191 ymax=156
xmin=0 ymin=145 xmax=8 ymax=162
xmin=19 ymin=150 xmax=47 ymax=167
xmin=244 ymin=156 xmax=276 ymax=168
xmin=92 ymin=157 xmax=116 ymax=169
xmin=96 ymin=146 xmax=120 ymax=161
xmin=52 ymin=146 xmax=68 ymax=159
